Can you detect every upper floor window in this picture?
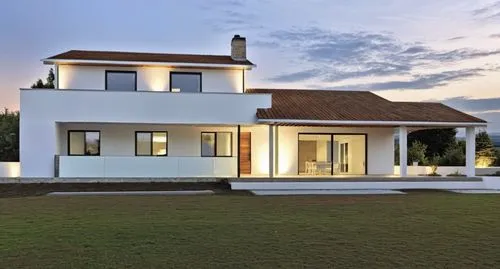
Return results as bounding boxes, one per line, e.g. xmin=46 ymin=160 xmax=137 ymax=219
xmin=136 ymin=131 xmax=168 ymax=156
xmin=201 ymin=132 xmax=232 ymax=157
xmin=170 ymin=72 xmax=201 ymax=92
xmin=68 ymin=131 xmax=100 ymax=156
xmin=106 ymin=71 xmax=137 ymax=91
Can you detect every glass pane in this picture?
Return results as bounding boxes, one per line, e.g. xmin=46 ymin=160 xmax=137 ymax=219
xmin=334 ymin=135 xmax=365 ymax=175
xmin=106 ymin=72 xmax=136 ymax=91
xmin=136 ymin=132 xmax=152 ymax=155
xmin=85 ymin=132 xmax=100 ymax=156
xmin=216 ymin=132 xmax=232 ymax=156
xmin=171 ymin=73 xmax=200 ymax=93
xmin=152 ymin=132 xmax=167 ymax=156
xmin=201 ymin=133 xmax=215 ymax=156
xmin=69 ymin=132 xmax=84 ymax=155
xmin=298 ymin=134 xmax=331 ymax=174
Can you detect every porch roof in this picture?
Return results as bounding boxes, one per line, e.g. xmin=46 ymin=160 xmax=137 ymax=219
xmin=246 ymin=88 xmax=486 ymax=127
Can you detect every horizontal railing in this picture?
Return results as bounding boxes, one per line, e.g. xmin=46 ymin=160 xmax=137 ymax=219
xmin=21 ymin=89 xmax=272 ymax=125
xmin=58 ymin=156 xmax=237 ymax=178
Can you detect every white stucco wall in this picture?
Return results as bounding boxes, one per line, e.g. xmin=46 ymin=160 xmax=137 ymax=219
xmin=20 ymin=89 xmax=271 ymax=177
xmin=56 ymin=124 xmax=238 ymax=177
xmin=58 ymin=65 xmax=244 ymax=93
xmin=58 ymin=123 xmax=238 ymax=157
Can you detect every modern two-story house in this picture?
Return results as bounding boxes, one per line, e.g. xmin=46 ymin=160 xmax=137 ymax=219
xmin=20 ymin=35 xmax=486 ymax=179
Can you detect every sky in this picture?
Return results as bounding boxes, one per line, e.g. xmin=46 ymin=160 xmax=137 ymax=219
xmin=1 ymin=0 xmax=499 ymax=131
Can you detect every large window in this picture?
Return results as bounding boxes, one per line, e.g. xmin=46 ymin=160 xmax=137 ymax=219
xmin=135 ymin=132 xmax=168 ymax=156
xmin=68 ymin=131 xmax=100 ymax=156
xmin=201 ymin=132 xmax=232 ymax=157
xmin=298 ymin=133 xmax=366 ymax=175
xmin=106 ymin=71 xmax=137 ymax=91
xmin=170 ymin=72 xmax=201 ymax=92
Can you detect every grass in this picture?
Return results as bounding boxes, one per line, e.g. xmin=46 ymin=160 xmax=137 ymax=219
xmin=1 ymin=193 xmax=500 ymax=268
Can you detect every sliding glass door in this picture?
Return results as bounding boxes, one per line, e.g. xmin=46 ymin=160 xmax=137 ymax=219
xmin=298 ymin=134 xmax=332 ymax=175
xmin=298 ymin=133 xmax=367 ymax=175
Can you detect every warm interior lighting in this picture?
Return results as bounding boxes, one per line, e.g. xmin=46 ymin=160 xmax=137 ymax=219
xmin=278 ymin=145 xmax=291 ymax=175
xmin=476 ymin=156 xmax=494 ymax=168
xmin=143 ymin=67 xmax=168 ymax=91
xmin=152 ymin=136 xmax=167 ymax=143
xmin=156 ymin=149 xmax=167 ymax=155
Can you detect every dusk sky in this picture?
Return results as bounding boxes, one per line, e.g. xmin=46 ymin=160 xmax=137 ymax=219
xmin=1 ymin=0 xmax=499 ymax=131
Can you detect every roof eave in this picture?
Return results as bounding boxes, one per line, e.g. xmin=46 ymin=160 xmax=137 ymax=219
xmin=42 ymin=58 xmax=255 ymax=70
xmin=257 ymin=118 xmax=487 ymax=127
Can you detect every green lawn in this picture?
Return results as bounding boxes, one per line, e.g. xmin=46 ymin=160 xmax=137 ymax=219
xmin=1 ymin=193 xmax=500 ymax=269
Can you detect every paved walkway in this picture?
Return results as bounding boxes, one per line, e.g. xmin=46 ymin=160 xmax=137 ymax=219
xmin=46 ymin=190 xmax=214 ymax=196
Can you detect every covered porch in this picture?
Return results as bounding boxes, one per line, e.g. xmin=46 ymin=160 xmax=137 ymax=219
xmin=259 ymin=124 xmax=481 ymax=179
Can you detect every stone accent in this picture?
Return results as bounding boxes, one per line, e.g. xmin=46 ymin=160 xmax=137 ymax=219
xmin=231 ymin=35 xmax=246 ymax=61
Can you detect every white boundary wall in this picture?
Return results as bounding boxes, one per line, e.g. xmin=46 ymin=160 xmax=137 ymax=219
xmin=0 ymin=162 xmax=20 ymax=177
xmin=231 ymin=178 xmax=500 ymax=191
xmin=394 ymin=166 xmax=500 ymax=176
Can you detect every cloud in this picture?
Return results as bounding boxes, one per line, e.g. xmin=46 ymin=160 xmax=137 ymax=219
xmin=447 ymin=36 xmax=466 ymax=41
xmin=472 ymin=1 xmax=500 ymax=15
xmin=472 ymin=1 xmax=500 ymax=20
xmin=268 ymin=69 xmax=323 ymax=82
xmin=441 ymin=96 xmax=500 ymax=131
xmin=331 ymin=68 xmax=487 ymax=91
xmin=264 ymin=27 xmax=500 ymax=85
xmin=201 ymin=0 xmax=263 ymax=31
xmin=442 ymin=96 xmax=500 ymax=113
xmin=490 ymin=33 xmax=500 ymax=38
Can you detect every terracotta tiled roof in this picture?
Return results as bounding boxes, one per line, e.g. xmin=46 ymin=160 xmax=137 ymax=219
xmin=45 ymin=50 xmax=254 ymax=66
xmin=246 ymin=88 xmax=486 ymax=123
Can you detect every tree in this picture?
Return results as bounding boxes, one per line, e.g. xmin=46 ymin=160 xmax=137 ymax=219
xmin=408 ymin=128 xmax=457 ymax=158
xmin=407 ymin=141 xmax=428 ymax=165
xmin=439 ymin=140 xmax=465 ymax=166
xmin=0 ymin=108 xmax=19 ymax=161
xmin=476 ymin=131 xmax=496 ymax=167
xmin=31 ymin=68 xmax=55 ymax=88
xmin=495 ymin=149 xmax=500 ymax=166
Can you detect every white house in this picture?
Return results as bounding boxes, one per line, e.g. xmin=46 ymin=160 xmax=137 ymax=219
xmin=20 ymin=35 xmax=487 ymax=179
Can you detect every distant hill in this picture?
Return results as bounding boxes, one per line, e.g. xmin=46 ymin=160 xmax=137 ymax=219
xmin=491 ymin=133 xmax=500 ymax=149
xmin=457 ymin=133 xmax=500 ymax=149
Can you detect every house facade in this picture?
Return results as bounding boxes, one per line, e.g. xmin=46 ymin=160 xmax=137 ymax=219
xmin=20 ymin=35 xmax=486 ymax=178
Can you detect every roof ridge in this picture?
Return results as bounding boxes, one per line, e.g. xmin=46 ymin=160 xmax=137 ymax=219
xmin=246 ymin=88 xmax=376 ymax=94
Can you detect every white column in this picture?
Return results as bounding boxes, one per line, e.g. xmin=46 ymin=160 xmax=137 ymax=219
xmin=399 ymin=126 xmax=408 ymax=177
xmin=466 ymin=127 xmax=476 ymax=177
xmin=274 ymin=126 xmax=279 ymax=176
xmin=269 ymin=125 xmax=274 ymax=178
xmin=54 ymin=64 xmax=59 ymax=89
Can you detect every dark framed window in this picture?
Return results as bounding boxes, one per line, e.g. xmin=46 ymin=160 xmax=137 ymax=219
xmin=135 ymin=131 xmax=168 ymax=156
xmin=201 ymin=132 xmax=232 ymax=157
xmin=170 ymin=72 xmax=202 ymax=92
xmin=68 ymin=131 xmax=100 ymax=156
xmin=105 ymin=71 xmax=137 ymax=91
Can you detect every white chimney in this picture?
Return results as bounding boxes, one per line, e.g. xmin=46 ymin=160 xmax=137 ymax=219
xmin=231 ymin=35 xmax=246 ymax=61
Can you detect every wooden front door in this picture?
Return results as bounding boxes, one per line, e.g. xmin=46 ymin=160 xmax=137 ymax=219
xmin=239 ymin=132 xmax=251 ymax=175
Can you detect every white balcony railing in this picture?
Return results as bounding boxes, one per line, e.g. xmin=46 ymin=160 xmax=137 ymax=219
xmin=21 ymin=89 xmax=272 ymax=125
xmin=58 ymin=156 xmax=237 ymax=178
